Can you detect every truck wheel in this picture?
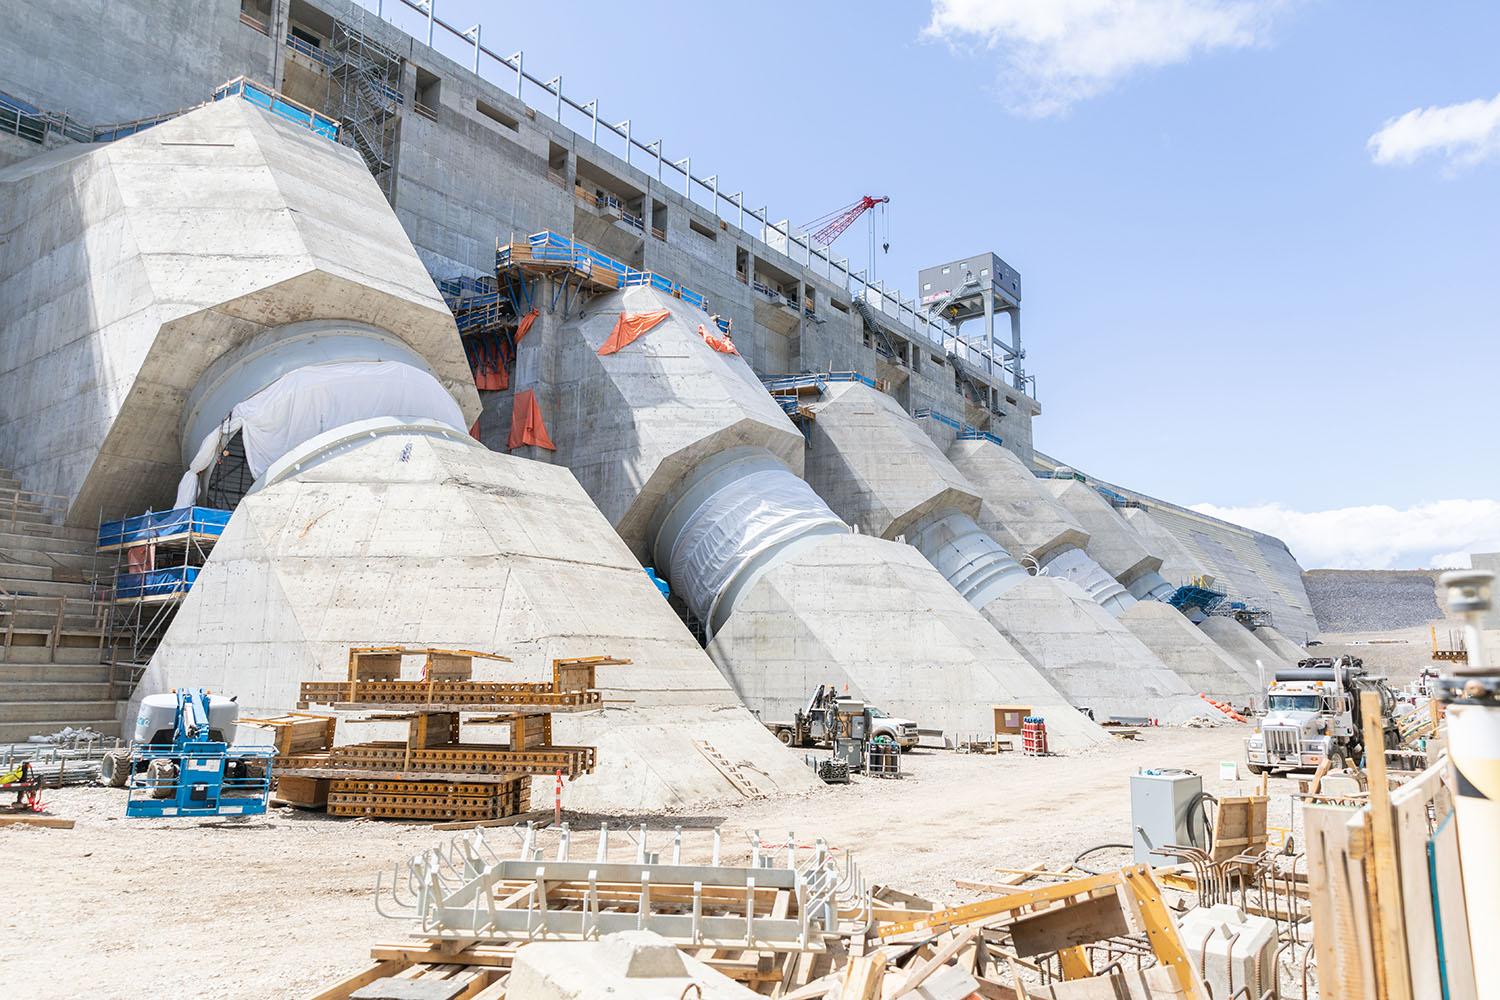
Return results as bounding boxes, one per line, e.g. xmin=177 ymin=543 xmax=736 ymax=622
xmin=98 ymin=748 xmax=132 ymax=788
xmin=146 ymin=758 xmax=178 ymax=799
xmin=776 ymin=729 xmax=794 ymax=747
xmin=1245 ymin=763 xmax=1264 ymax=776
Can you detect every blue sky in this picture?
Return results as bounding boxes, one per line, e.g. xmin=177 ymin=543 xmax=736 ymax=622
xmin=359 ymin=1 xmax=1500 ymax=567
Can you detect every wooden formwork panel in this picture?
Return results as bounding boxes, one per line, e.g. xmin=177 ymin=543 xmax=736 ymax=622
xmin=327 ymin=777 xmax=529 ymax=821
xmin=241 ymin=712 xmax=337 ymax=756
xmin=280 ymin=742 xmax=595 ymax=779
xmin=298 ymin=679 xmax=601 ymax=710
xmin=509 ymin=713 xmax=551 ymax=752
xmin=411 ymin=712 xmax=460 ymax=748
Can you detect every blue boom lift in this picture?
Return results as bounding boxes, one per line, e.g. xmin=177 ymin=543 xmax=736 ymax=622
xmin=124 ymin=688 xmax=275 ymax=818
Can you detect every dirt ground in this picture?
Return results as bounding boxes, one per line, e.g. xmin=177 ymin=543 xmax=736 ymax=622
xmin=3 ymin=724 xmax=1305 ymax=999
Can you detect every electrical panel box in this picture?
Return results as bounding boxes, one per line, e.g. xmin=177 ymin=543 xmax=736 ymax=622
xmin=1130 ymin=770 xmax=1205 ymax=864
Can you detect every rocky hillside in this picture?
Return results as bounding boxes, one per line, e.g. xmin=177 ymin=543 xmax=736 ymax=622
xmin=1302 ymin=569 xmax=1446 ymax=633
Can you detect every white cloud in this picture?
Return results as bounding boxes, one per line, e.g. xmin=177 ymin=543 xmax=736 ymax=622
xmin=1367 ymin=93 xmax=1500 ymax=171
xmin=923 ymin=0 xmax=1283 ymax=117
xmin=1189 ymin=499 xmax=1500 ymax=570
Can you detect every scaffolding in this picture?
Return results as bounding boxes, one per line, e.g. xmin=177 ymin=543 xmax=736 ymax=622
xmin=96 ymin=507 xmax=228 ymax=673
xmin=327 ymin=10 xmax=403 ymax=200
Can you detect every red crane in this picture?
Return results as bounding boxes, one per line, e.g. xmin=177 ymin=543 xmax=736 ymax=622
xmin=802 ymin=195 xmax=890 ymax=248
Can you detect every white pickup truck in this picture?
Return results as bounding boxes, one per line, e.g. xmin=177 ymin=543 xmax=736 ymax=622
xmin=763 ymin=686 xmax=920 ymax=751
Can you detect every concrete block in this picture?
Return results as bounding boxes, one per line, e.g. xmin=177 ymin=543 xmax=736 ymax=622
xmin=507 ymin=930 xmax=758 ymax=999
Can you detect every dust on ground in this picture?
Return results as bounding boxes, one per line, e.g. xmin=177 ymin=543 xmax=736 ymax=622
xmin=4 ymin=725 xmax=1303 ymax=999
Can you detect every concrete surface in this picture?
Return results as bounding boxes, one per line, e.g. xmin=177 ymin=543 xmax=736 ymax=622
xmin=1252 ymin=625 xmax=1308 ymax=664
xmin=947 ymin=437 xmax=1086 ymax=564
xmin=1121 ymin=506 xmax=1215 ymax=588
xmin=1117 ymin=600 xmax=1259 ymax=700
xmin=0 ymin=0 xmax=1317 ymax=644
xmin=1199 ymin=616 xmax=1293 ymax=687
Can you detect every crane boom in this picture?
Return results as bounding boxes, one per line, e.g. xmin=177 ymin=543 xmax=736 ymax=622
xmin=802 ymin=195 xmax=890 ymax=247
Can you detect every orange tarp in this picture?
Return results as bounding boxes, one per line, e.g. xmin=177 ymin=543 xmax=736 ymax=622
xmin=698 ymin=323 xmax=740 ymax=356
xmin=468 ymin=419 xmax=482 ymax=441
xmin=507 ymin=389 xmax=556 ymax=451
xmin=598 ymin=309 xmax=671 ymax=356
xmin=515 ymin=308 xmax=540 ymax=343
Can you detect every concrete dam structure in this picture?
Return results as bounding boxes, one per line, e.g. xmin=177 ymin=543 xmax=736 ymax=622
xmin=0 ymin=99 xmax=817 ymax=810
xmin=0 ymin=0 xmax=1319 ymax=802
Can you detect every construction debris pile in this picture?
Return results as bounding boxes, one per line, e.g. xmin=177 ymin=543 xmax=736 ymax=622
xmin=309 ymin=818 xmax=1301 ymax=999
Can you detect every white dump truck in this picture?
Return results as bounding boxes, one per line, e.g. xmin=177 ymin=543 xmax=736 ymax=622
xmin=764 ymin=685 xmax=920 ymax=751
xmin=1245 ymin=656 xmax=1398 ymax=774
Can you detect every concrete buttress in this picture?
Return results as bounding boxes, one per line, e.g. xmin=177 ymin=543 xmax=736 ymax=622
xmin=546 ymin=287 xmax=1105 ymax=748
xmin=802 ymin=381 xmax=1212 ymax=722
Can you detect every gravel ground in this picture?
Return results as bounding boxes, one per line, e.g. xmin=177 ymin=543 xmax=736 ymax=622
xmin=0 ymin=725 xmax=1307 ymax=999
xmin=1302 ymin=569 xmax=1447 ymax=633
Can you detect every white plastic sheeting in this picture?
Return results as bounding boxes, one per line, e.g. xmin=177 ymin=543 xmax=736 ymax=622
xmin=664 ymin=465 xmax=845 ymax=626
xmin=174 ymin=361 xmax=465 ymax=507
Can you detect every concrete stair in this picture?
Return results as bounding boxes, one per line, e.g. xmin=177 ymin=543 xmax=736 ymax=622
xmin=0 ymin=468 xmax=122 ymax=741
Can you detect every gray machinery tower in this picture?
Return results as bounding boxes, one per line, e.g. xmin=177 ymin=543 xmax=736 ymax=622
xmin=918 ymin=253 xmax=1029 ymax=396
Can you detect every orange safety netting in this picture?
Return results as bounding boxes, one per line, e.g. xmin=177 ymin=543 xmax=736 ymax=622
xmin=515 ymin=307 xmax=540 ymax=342
xmin=507 ymin=388 xmax=556 ymax=451
xmin=598 ymin=309 xmax=671 ymax=356
xmin=697 ymin=323 xmax=740 ymax=356
xmin=464 ymin=331 xmax=512 ymax=391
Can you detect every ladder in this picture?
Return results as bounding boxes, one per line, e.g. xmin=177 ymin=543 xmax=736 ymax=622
xmin=693 ymin=740 xmax=766 ymax=799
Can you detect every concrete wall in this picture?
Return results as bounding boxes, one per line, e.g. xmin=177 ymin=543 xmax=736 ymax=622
xmin=0 ymin=0 xmax=277 ymax=126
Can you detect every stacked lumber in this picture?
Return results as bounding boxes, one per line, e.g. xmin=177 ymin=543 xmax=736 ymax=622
xmin=271 ymin=647 xmax=622 ymax=822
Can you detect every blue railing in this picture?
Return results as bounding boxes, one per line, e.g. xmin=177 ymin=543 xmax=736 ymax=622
xmin=761 ymin=371 xmax=878 ymax=395
xmin=957 ymin=428 xmax=1005 ymax=446
xmin=915 ymin=407 xmax=1002 ymax=444
xmin=213 ymin=77 xmax=339 ymax=141
xmin=499 ymin=231 xmax=716 ymax=318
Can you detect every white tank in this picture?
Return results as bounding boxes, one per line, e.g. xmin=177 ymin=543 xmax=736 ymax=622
xmin=133 ymin=692 xmax=240 ymax=744
xmin=1179 ymin=903 xmax=1277 ymax=1000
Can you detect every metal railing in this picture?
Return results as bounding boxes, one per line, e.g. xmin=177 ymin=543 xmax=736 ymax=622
xmin=213 ymin=76 xmax=339 ymax=140
xmin=0 ymin=102 xmax=46 ymax=144
xmin=285 ymin=33 xmax=334 ymax=67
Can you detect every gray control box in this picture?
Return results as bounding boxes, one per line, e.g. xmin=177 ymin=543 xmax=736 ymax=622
xmin=1130 ymin=770 xmax=1205 ymax=864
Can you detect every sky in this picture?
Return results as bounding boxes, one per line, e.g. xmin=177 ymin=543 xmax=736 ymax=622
xmin=356 ymin=1 xmax=1500 ymax=569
